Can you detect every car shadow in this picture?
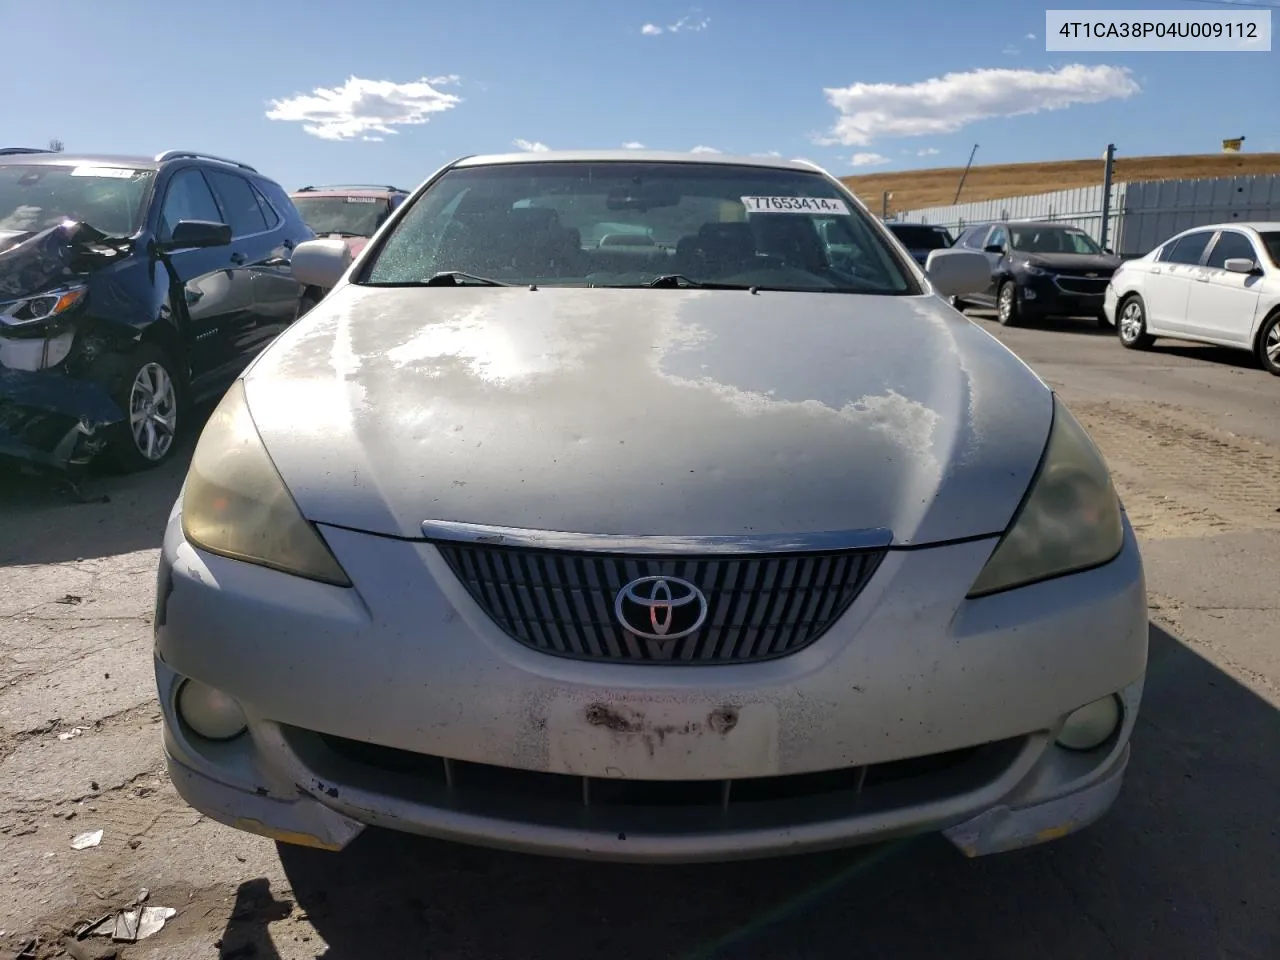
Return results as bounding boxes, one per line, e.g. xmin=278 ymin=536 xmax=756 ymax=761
xmin=965 ymin=309 xmax=1114 ymax=337
xmin=0 ymin=401 xmax=212 ymax=567
xmin=224 ymin=622 xmax=1280 ymax=960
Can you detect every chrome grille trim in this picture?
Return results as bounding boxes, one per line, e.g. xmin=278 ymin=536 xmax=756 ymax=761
xmin=421 ymin=519 xmax=894 ymax=555
xmin=430 ymin=537 xmax=887 ymax=664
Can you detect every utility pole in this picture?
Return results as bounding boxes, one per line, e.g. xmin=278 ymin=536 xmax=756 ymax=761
xmin=881 ymin=191 xmax=893 ymax=220
xmin=953 ymin=143 xmax=979 ymax=205
xmin=1099 ymin=143 xmax=1116 ymax=251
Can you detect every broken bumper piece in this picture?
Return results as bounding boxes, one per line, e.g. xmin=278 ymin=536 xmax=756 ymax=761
xmin=0 ymin=367 xmax=124 ymax=469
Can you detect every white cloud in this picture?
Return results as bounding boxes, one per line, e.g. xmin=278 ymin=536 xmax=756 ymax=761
xmin=691 ymin=145 xmax=720 ymax=154
xmin=851 ymin=152 xmax=890 ymax=167
xmin=622 ymin=141 xmax=646 ymax=149
xmin=821 ymin=64 xmax=1140 ymax=146
xmin=1025 ymin=32 xmax=1037 ymax=40
xmin=266 ymin=75 xmax=462 ymax=141
xmin=917 ymin=147 xmax=940 ymax=156
xmin=1002 ymin=45 xmax=1020 ymax=56
xmin=640 ymin=11 xmax=709 ymax=35
xmin=513 ymin=138 xmax=549 ymax=152
xmin=752 ymin=150 xmax=783 ymax=158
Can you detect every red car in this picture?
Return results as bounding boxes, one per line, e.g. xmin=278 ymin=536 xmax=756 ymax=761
xmin=288 ymin=184 xmax=409 ymax=258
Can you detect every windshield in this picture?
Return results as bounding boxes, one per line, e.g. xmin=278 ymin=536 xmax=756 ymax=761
xmin=0 ymin=162 xmax=155 ymax=237
xmin=292 ymin=195 xmax=392 ymax=237
xmin=889 ymin=224 xmax=952 ymax=250
xmin=363 ymin=161 xmax=916 ymax=294
xmin=1009 ymin=225 xmax=1104 ymax=255
xmin=1259 ymin=232 xmax=1280 ymax=268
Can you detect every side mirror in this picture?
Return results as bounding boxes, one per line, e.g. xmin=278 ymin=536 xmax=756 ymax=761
xmin=983 ymin=243 xmax=1005 ymax=255
xmin=926 ymin=249 xmax=991 ymax=298
xmin=1223 ymin=257 xmax=1258 ymax=275
xmin=290 ymin=238 xmax=353 ymax=289
xmin=161 ymin=219 xmax=231 ymax=250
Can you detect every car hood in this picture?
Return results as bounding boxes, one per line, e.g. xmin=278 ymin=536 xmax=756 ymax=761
xmin=0 ymin=220 xmax=132 ymax=300
xmin=1019 ymin=252 xmax=1121 ymax=273
xmin=242 ymin=285 xmax=1054 ymax=545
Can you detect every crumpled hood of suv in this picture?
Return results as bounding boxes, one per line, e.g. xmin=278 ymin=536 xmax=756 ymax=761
xmin=242 ymin=285 xmax=1054 ymax=545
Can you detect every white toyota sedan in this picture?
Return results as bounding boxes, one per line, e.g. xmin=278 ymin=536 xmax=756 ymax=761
xmin=1104 ymin=221 xmax=1280 ymax=375
xmin=154 ymin=151 xmax=1148 ymax=863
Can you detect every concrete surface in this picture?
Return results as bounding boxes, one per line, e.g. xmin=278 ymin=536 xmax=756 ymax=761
xmin=1 ymin=310 xmax=1278 ymax=959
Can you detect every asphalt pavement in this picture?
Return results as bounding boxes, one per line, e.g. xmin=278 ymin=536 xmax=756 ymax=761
xmin=1 ymin=309 xmax=1277 ymax=960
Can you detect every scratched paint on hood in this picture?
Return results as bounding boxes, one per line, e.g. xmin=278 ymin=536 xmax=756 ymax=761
xmin=242 ymin=285 xmax=1053 ymax=545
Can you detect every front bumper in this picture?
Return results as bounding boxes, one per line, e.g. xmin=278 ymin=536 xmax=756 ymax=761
xmin=0 ymin=366 xmax=124 ymax=469
xmin=154 ymin=505 xmax=1149 ymax=862
xmin=1018 ymin=273 xmax=1110 ymax=318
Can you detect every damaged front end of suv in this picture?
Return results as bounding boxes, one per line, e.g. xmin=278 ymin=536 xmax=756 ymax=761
xmin=0 ymin=220 xmax=139 ymax=473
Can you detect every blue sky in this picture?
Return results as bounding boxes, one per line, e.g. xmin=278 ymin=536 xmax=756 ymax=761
xmin=5 ymin=0 xmax=1277 ymax=197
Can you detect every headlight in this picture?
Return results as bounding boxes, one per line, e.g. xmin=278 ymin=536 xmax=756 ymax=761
xmin=967 ymin=396 xmax=1123 ymax=598
xmin=0 ymin=284 xmax=87 ymax=327
xmin=1022 ymin=264 xmax=1047 ymax=276
xmin=181 ymin=380 xmax=351 ymax=586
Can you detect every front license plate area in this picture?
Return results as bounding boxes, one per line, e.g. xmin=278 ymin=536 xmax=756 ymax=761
xmin=545 ymin=697 xmax=780 ymax=780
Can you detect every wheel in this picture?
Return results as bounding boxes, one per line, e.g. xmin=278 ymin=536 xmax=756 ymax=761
xmin=96 ymin=342 xmax=185 ymax=472
xmin=996 ymin=280 xmax=1020 ymax=326
xmin=1116 ymin=295 xmax=1155 ymax=350
xmin=1258 ymin=311 xmax=1280 ymax=376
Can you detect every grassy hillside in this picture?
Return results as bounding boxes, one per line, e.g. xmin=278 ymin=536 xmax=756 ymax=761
xmin=840 ymin=152 xmax=1280 ymax=216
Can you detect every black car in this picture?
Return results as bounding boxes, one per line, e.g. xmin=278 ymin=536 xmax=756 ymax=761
xmin=885 ymin=222 xmax=954 ymax=267
xmin=0 ymin=148 xmax=319 ymax=474
xmin=951 ymin=220 xmax=1122 ymax=326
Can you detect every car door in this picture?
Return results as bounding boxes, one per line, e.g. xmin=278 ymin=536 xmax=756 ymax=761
xmin=1143 ymin=230 xmax=1213 ymax=334
xmin=202 ymin=169 xmax=293 ymax=363
xmin=155 ymin=167 xmax=252 ymax=384
xmin=242 ymin=178 xmax=305 ymax=336
xmin=979 ymin=225 xmax=1007 ymax=303
xmin=1184 ymin=230 xmax=1264 ymax=345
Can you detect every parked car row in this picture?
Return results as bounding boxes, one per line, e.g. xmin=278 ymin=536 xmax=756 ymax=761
xmin=897 ymin=214 xmax=1280 ymax=378
xmin=0 ymin=147 xmax=416 ymax=476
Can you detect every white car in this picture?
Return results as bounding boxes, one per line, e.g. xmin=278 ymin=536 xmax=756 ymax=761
xmin=1104 ymin=221 xmax=1280 ymax=376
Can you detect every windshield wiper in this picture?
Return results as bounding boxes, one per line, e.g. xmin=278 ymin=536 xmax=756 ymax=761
xmin=422 ymin=271 xmax=513 ymax=287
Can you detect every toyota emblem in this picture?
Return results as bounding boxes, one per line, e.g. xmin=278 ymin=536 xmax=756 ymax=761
xmin=614 ymin=576 xmax=709 ymax=641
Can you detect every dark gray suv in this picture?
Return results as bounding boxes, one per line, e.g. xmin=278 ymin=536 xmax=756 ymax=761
xmin=0 ymin=148 xmax=319 ymax=474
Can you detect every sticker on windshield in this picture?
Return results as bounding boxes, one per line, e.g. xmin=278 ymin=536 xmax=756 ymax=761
xmin=741 ymin=196 xmax=849 ymax=215
xmin=346 ymin=197 xmax=377 ymax=203
xmin=69 ymin=166 xmax=138 ymax=179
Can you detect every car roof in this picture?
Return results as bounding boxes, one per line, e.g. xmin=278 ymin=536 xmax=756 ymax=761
xmin=0 ymin=151 xmax=160 ymax=169
xmin=1175 ymin=221 xmax=1280 ymax=233
xmin=451 ymin=149 xmax=825 ymax=173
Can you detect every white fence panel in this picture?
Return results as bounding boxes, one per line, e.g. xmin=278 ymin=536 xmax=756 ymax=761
xmin=1118 ymin=175 xmax=1280 ymax=253
xmin=893 ymin=173 xmax=1280 ymax=257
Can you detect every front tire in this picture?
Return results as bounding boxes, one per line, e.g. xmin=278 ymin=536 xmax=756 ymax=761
xmin=1257 ymin=311 xmax=1280 ymax=376
xmin=97 ymin=343 xmax=185 ymax=472
xmin=1116 ymin=295 xmax=1155 ymax=350
xmin=996 ymin=280 xmax=1020 ymax=326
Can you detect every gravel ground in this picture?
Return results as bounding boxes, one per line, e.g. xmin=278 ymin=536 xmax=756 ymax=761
xmin=2 ymin=311 xmax=1278 ymax=960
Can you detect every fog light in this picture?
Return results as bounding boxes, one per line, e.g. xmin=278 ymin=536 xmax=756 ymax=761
xmin=1057 ymin=695 xmax=1121 ymax=751
xmin=177 ymin=679 xmax=248 ymax=741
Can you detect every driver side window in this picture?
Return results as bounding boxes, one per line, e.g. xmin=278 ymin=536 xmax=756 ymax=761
xmin=159 ymin=169 xmax=222 ymax=242
xmin=986 ymin=226 xmax=1006 ymax=249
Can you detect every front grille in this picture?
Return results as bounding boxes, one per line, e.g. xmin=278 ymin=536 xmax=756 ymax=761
xmin=433 ymin=541 xmax=886 ymax=664
xmin=1054 ymin=274 xmax=1111 ymax=295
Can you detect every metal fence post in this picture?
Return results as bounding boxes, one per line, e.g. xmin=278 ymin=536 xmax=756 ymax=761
xmin=1100 ymin=143 xmax=1116 ymax=250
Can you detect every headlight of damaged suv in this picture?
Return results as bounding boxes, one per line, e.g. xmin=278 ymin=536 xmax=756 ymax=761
xmin=1 ymin=285 xmax=87 ymax=326
xmin=181 ymin=380 xmax=351 ymax=586
xmin=967 ymin=395 xmax=1124 ymax=598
